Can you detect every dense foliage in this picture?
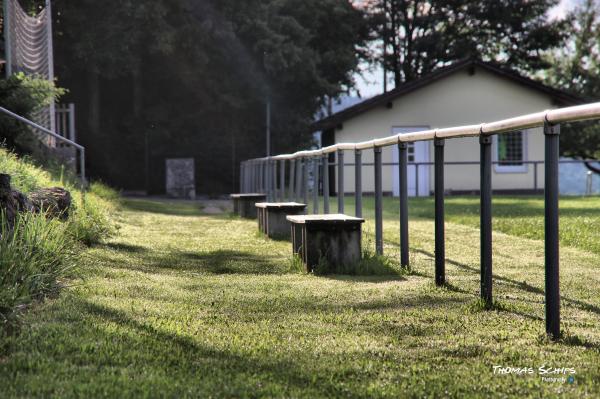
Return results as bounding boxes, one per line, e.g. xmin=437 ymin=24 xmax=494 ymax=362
xmin=362 ymin=0 xmax=565 ymax=85
xmin=544 ymin=0 xmax=600 ymax=163
xmin=52 ymin=0 xmax=370 ymax=194
xmin=0 ymin=73 xmax=65 ymax=154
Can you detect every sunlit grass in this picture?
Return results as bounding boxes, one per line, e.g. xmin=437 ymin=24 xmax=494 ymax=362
xmin=1 ymin=197 xmax=599 ymax=398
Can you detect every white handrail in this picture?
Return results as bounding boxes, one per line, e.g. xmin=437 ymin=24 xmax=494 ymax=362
xmin=251 ymin=102 xmax=600 ymax=161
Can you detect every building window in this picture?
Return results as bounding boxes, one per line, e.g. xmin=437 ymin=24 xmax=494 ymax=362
xmin=495 ymin=130 xmax=527 ymax=173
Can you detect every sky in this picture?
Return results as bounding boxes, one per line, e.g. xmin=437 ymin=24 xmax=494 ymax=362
xmin=354 ymin=0 xmax=579 ymax=98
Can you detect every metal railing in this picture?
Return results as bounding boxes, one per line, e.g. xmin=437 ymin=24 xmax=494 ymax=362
xmin=240 ymin=102 xmax=600 ymax=339
xmin=0 ymin=106 xmax=85 ymax=187
xmin=55 ymin=103 xmax=76 ymax=145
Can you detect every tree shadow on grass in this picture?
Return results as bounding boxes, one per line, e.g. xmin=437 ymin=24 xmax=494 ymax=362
xmin=321 ymin=274 xmax=405 ymax=284
xmin=69 ymin=298 xmax=352 ymax=396
xmin=121 ymin=199 xmax=203 ymax=217
xmin=99 ymin=242 xmax=148 ymax=253
xmin=174 ymin=250 xmax=288 ymax=275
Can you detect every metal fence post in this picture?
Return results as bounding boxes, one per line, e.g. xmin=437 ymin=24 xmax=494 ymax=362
xmin=544 ymin=121 xmax=560 ymax=339
xmin=303 ymin=158 xmax=309 ymax=206
xmin=289 ymin=159 xmax=296 ymax=201
xmin=480 ymin=135 xmax=493 ymax=304
xmin=355 ymin=149 xmax=362 ymax=218
xmin=279 ymin=160 xmax=285 ymax=201
xmin=254 ymin=161 xmax=259 ymax=193
xmin=272 ymin=159 xmax=277 ymax=201
xmin=374 ymin=147 xmax=383 ymax=255
xmin=264 ymin=160 xmax=269 ymax=194
xmin=337 ymin=150 xmax=345 ymax=213
xmin=399 ymin=142 xmax=409 ymax=267
xmin=323 ymin=155 xmax=330 ymax=213
xmin=295 ymin=159 xmax=303 ymax=202
xmin=415 ymin=164 xmax=420 ymax=196
xmin=434 ymin=138 xmax=445 ymax=286
xmin=239 ymin=162 xmax=244 ymax=193
xmin=534 ymin=162 xmax=539 ymax=193
xmin=256 ymin=161 xmax=265 ymax=193
xmin=267 ymin=158 xmax=277 ymax=202
xmin=312 ymin=157 xmax=319 ymax=214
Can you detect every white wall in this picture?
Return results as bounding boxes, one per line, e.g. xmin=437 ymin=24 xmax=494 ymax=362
xmin=333 ymin=66 xmax=555 ymax=194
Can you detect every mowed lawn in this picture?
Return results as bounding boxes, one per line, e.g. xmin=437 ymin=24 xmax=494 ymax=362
xmin=1 ymin=196 xmax=600 ymax=398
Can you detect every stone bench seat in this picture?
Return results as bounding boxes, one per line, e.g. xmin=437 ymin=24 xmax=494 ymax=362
xmin=256 ymin=202 xmax=306 ymax=239
xmin=287 ymin=214 xmax=365 ymax=273
xmin=230 ymin=193 xmax=266 ymax=218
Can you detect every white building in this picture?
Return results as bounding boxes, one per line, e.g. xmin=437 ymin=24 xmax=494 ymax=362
xmin=313 ymin=60 xmax=582 ymax=196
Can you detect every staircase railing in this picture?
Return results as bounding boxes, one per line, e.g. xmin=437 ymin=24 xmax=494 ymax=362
xmin=0 ymin=105 xmax=85 ymax=187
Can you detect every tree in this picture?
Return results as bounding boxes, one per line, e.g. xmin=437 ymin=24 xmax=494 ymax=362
xmin=363 ymin=0 xmax=564 ymax=86
xmin=51 ymin=0 xmax=370 ymax=193
xmin=544 ymin=0 xmax=600 ymax=171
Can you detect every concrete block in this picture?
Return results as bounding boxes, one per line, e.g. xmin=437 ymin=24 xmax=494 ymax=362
xmin=287 ymin=214 xmax=365 ymax=273
xmin=255 ymin=202 xmax=306 ymax=239
xmin=230 ymin=193 xmax=266 ymax=218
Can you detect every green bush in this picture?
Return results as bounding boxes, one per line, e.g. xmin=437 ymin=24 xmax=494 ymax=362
xmin=0 ymin=73 xmax=66 ymax=154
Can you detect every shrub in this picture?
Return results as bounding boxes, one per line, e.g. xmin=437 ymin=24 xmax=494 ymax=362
xmin=0 ymin=73 xmax=66 ymax=155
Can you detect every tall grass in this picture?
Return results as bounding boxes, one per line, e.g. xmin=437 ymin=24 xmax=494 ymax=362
xmin=0 ymin=212 xmax=75 ymax=327
xmin=0 ymin=148 xmax=118 ymax=328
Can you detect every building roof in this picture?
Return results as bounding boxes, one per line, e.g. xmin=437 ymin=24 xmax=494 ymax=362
xmin=313 ymin=59 xmax=585 ymax=132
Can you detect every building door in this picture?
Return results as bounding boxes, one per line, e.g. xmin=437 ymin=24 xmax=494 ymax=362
xmin=392 ymin=126 xmax=430 ymax=197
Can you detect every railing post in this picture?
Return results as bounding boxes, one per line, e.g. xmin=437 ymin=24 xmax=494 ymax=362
xmin=415 ymin=164 xmax=420 ymax=197
xmin=322 ymin=155 xmax=330 ymax=213
xmin=259 ymin=161 xmax=264 ymax=193
xmin=337 ymin=150 xmax=345 ymax=213
xmin=68 ymin=102 xmax=76 ymax=142
xmin=480 ymin=135 xmax=493 ymax=304
xmin=295 ymin=159 xmax=303 ymax=202
xmin=240 ymin=162 xmax=244 ymax=193
xmin=355 ymin=149 xmax=362 ymax=218
xmin=303 ymin=158 xmax=309 ymax=206
xmin=434 ymin=138 xmax=445 ymax=286
xmin=544 ymin=121 xmax=560 ymax=339
xmin=289 ymin=159 xmax=296 ymax=201
xmin=374 ymin=147 xmax=383 ymax=255
xmin=399 ymin=142 xmax=409 ymax=267
xmin=271 ymin=160 xmax=279 ymax=201
xmin=534 ymin=162 xmax=538 ymax=193
xmin=312 ymin=157 xmax=319 ymax=214
xmin=254 ymin=161 xmax=259 ymax=192
xmin=267 ymin=159 xmax=273 ymax=201
xmin=279 ymin=160 xmax=285 ymax=201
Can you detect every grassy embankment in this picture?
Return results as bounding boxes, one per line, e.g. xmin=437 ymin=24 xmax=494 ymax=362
xmin=0 ymin=148 xmax=116 ymax=328
xmin=1 ymin=193 xmax=599 ymax=398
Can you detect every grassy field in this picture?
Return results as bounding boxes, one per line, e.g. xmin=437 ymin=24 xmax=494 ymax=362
xmin=1 ymin=196 xmax=600 ymax=398
xmin=335 ymin=195 xmax=600 ymax=255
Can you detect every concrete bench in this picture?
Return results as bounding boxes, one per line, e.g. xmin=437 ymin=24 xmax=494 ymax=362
xmin=230 ymin=193 xmax=266 ymax=219
xmin=256 ymin=202 xmax=307 ymax=239
xmin=287 ymin=214 xmax=365 ymax=273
